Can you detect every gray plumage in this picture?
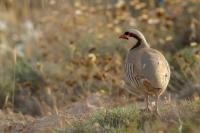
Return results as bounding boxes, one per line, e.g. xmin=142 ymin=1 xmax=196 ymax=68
xmin=125 ymin=48 xmax=170 ymax=96
xmin=119 ymin=29 xmax=170 ymax=113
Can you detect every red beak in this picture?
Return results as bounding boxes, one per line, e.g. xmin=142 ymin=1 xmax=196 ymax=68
xmin=119 ymin=34 xmax=129 ymax=40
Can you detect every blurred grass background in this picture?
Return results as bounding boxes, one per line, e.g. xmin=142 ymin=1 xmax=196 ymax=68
xmin=0 ymin=0 xmax=200 ymax=118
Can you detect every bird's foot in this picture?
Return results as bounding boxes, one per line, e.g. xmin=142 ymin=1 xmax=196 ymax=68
xmin=154 ymin=109 xmax=161 ymax=116
xmin=145 ymin=107 xmax=151 ymax=112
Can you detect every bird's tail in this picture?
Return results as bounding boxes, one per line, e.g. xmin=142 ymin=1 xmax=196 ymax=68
xmin=142 ymin=79 xmax=163 ymax=95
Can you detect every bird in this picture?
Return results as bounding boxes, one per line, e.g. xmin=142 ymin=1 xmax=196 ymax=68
xmin=119 ymin=29 xmax=170 ymax=113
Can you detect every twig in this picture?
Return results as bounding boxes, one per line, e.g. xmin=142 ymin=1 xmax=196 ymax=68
xmin=178 ymin=114 xmax=183 ymax=133
xmin=12 ymin=47 xmax=17 ymax=111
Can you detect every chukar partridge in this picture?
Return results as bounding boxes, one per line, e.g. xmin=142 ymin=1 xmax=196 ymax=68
xmin=119 ymin=29 xmax=170 ymax=113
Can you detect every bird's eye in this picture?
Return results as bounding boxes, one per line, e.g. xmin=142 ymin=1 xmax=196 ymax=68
xmin=124 ymin=32 xmax=129 ymax=35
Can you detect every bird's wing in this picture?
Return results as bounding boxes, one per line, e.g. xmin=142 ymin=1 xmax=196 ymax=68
xmin=139 ymin=49 xmax=170 ymax=89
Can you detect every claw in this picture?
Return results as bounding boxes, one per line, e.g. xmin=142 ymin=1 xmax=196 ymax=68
xmin=146 ymin=107 xmax=151 ymax=112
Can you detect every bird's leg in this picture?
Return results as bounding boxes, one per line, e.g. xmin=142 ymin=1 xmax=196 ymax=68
xmin=145 ymin=94 xmax=151 ymax=112
xmin=154 ymin=95 xmax=159 ymax=114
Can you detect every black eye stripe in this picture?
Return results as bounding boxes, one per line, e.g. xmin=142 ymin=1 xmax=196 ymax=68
xmin=124 ymin=32 xmax=129 ymax=35
xmin=129 ymin=33 xmax=134 ymax=36
xmin=124 ymin=32 xmax=139 ymax=39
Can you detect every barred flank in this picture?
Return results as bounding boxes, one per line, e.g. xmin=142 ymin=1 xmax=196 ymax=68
xmin=124 ymin=63 xmax=140 ymax=88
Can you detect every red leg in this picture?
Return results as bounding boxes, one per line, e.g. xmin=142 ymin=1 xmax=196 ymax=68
xmin=146 ymin=94 xmax=151 ymax=112
xmin=154 ymin=95 xmax=159 ymax=113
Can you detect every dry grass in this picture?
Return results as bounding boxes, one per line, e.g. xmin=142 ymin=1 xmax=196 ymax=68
xmin=57 ymin=99 xmax=200 ymax=133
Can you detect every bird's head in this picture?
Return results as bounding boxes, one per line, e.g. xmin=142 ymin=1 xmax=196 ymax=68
xmin=119 ymin=29 xmax=144 ymax=41
xmin=119 ymin=29 xmax=149 ymax=48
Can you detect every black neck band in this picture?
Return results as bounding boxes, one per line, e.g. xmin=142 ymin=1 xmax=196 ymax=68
xmin=130 ymin=37 xmax=141 ymax=50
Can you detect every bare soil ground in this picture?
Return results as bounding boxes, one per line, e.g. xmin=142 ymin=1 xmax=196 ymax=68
xmin=0 ymin=93 xmax=192 ymax=133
